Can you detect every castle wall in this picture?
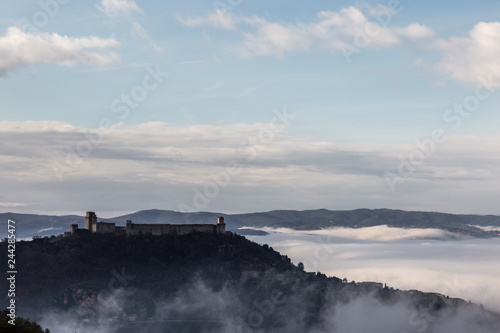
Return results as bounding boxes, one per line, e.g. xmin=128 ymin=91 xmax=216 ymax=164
xmin=79 ymin=212 xmax=226 ymax=236
xmin=93 ymin=222 xmax=116 ymax=234
xmin=126 ymin=223 xmax=219 ymax=236
xmin=173 ymin=224 xmax=215 ymax=235
xmin=126 ymin=223 xmax=167 ymax=236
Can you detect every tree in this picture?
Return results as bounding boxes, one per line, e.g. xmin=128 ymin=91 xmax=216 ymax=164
xmin=0 ymin=309 xmax=50 ymax=332
xmin=298 ymin=262 xmax=304 ymax=271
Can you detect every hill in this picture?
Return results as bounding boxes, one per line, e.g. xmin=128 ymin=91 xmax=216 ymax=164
xmin=1 ymin=232 xmax=499 ymax=332
xmin=1 ymin=209 xmax=500 ymax=239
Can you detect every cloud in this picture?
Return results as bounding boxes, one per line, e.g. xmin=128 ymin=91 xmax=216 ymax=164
xmin=1 ymin=121 xmax=499 ymax=215
xmin=130 ymin=22 xmax=164 ymax=52
xmin=97 ymin=0 xmax=143 ymax=17
xmin=176 ymin=9 xmax=237 ymax=30
xmin=473 ymin=225 xmax=500 ymax=232
xmin=242 ymin=225 xmax=462 ymax=241
xmin=0 ymin=27 xmax=121 ymax=75
xmin=248 ymin=231 xmax=500 ymax=313
xmin=38 ymin=227 xmax=63 ymax=233
xmin=177 ymin=5 xmax=434 ymax=58
xmin=0 ymin=202 xmax=30 ymax=208
xmin=394 ymin=23 xmax=435 ymax=39
xmin=434 ymin=22 xmax=500 ymax=88
xmin=176 ymin=7 xmax=499 ymax=88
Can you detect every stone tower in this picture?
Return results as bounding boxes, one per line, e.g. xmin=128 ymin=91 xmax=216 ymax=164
xmin=86 ymin=211 xmax=97 ymax=232
xmin=216 ymin=216 xmax=226 ymax=234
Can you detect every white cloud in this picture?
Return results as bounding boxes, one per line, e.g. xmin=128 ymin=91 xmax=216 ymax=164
xmin=97 ymin=0 xmax=143 ymax=17
xmin=472 ymin=225 xmax=500 ymax=232
xmin=38 ymin=227 xmax=63 ymax=233
xmin=435 ymin=21 xmax=500 ymax=88
xmin=312 ymin=6 xmax=401 ymax=48
xmin=0 ymin=202 xmax=30 ymax=208
xmin=131 ymin=22 xmax=164 ymax=52
xmin=176 ymin=9 xmax=237 ymax=30
xmin=394 ymin=23 xmax=435 ymax=39
xmin=234 ymin=22 xmax=312 ymax=58
xmin=243 ymin=225 xmax=461 ymax=241
xmin=0 ymin=27 xmax=120 ymax=75
xmin=176 ymin=7 xmax=500 ymax=89
xmin=177 ymin=5 xmax=434 ymax=58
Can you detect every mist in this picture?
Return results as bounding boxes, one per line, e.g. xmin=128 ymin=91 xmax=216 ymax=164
xmin=34 ymin=226 xmax=500 ymax=332
xmin=39 ymin=272 xmax=499 ymax=333
xmin=246 ymin=227 xmax=500 ymax=312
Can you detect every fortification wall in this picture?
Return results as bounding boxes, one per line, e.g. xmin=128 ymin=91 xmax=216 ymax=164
xmin=126 ymin=223 xmax=171 ymax=236
xmin=173 ymin=224 xmax=215 ymax=235
xmin=126 ymin=223 xmax=219 ymax=236
xmin=78 ymin=212 xmax=226 ymax=236
xmin=94 ymin=222 xmax=116 ymax=233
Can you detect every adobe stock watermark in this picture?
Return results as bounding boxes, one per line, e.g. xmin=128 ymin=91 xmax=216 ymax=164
xmin=78 ymin=267 xmax=135 ymax=318
xmin=178 ymin=107 xmax=296 ymax=213
xmin=340 ymin=0 xmax=403 ymax=63
xmin=51 ymin=65 xmax=168 ymax=181
xmin=384 ymin=74 xmax=497 ymax=192
xmin=20 ymin=0 xmax=71 ymax=35
xmin=7 ymin=0 xmax=71 ymax=53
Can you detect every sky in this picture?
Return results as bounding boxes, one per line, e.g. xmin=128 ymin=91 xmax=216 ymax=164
xmin=1 ymin=0 xmax=499 ymax=216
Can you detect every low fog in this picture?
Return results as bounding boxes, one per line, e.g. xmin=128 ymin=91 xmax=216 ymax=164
xmin=246 ymin=226 xmax=500 ymax=312
xmin=40 ymin=274 xmax=499 ymax=333
xmin=242 ymin=225 xmax=462 ymax=242
xmin=34 ymin=226 xmax=500 ymax=332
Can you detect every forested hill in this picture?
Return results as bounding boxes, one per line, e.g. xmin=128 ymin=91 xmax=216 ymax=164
xmin=1 ymin=232 xmax=499 ymax=332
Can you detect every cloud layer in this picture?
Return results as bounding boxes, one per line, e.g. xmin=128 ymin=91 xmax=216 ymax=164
xmin=243 ymin=225 xmax=462 ymax=242
xmin=247 ymin=231 xmax=500 ymax=312
xmin=1 ymin=120 xmax=499 ymax=215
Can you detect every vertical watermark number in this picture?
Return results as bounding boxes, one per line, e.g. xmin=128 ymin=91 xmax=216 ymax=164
xmin=6 ymin=219 xmax=17 ymax=325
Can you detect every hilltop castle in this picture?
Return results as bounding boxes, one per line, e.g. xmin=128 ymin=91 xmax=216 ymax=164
xmin=65 ymin=211 xmax=226 ymax=237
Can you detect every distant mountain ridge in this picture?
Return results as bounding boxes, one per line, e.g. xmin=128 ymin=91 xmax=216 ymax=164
xmin=1 ymin=208 xmax=500 ymax=239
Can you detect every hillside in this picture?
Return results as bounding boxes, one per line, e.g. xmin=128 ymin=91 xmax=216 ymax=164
xmin=1 ymin=232 xmax=499 ymax=332
xmin=1 ymin=209 xmax=500 ymax=239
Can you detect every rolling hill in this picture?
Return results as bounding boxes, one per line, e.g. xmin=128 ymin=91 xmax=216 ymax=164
xmin=1 ymin=208 xmax=499 ymax=239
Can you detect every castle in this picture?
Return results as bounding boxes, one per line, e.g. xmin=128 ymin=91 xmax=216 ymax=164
xmin=65 ymin=211 xmax=226 ymax=237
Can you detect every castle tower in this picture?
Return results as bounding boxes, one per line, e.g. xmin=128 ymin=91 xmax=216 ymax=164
xmin=86 ymin=211 xmax=97 ymax=232
xmin=70 ymin=224 xmax=78 ymax=234
xmin=216 ymin=216 xmax=226 ymax=234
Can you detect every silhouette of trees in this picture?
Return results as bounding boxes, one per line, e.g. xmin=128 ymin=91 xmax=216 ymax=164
xmin=0 ymin=310 xmax=50 ymax=332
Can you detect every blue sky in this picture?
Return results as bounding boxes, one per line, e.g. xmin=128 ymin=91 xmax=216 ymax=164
xmin=1 ymin=0 xmax=499 ymax=216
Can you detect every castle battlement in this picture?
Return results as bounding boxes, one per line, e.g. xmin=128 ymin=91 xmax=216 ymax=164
xmin=65 ymin=211 xmax=226 ymax=237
